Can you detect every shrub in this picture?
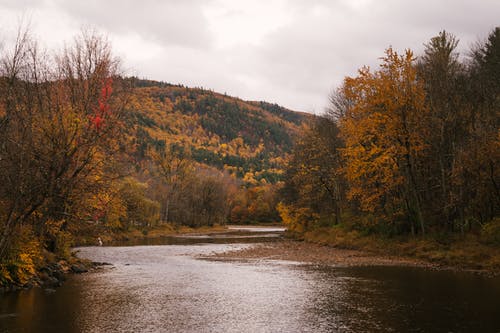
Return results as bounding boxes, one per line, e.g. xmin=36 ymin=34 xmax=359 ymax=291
xmin=0 ymin=227 xmax=42 ymax=286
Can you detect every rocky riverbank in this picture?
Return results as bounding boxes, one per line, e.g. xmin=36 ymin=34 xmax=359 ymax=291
xmin=0 ymin=258 xmax=110 ymax=294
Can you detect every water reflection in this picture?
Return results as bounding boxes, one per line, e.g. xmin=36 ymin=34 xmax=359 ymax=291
xmin=301 ymin=265 xmax=500 ymax=332
xmin=1 ymin=227 xmax=500 ymax=333
xmin=1 ymin=285 xmax=83 ymax=333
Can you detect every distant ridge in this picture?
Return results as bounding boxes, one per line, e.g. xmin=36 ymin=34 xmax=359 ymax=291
xmin=124 ymin=78 xmax=312 ymax=183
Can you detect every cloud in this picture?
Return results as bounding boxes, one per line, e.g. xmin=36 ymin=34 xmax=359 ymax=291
xmin=216 ymin=0 xmax=500 ymax=111
xmin=1 ymin=0 xmax=499 ymax=112
xmin=54 ymin=0 xmax=213 ymax=49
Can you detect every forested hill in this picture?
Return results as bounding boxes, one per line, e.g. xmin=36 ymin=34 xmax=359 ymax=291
xmin=124 ymin=79 xmax=311 ymax=183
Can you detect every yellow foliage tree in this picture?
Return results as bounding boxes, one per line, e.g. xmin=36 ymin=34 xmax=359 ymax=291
xmin=340 ymin=48 xmax=429 ymax=234
xmin=277 ymin=202 xmax=318 ymax=234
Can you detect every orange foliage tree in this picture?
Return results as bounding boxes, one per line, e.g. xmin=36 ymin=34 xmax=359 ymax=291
xmin=339 ymin=48 xmax=429 ymax=234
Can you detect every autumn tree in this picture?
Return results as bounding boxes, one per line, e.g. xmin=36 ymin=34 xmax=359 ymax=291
xmin=149 ymin=145 xmax=193 ymax=223
xmin=117 ymin=178 xmax=160 ymax=229
xmin=339 ymin=48 xmax=429 ymax=235
xmin=160 ymin=168 xmax=232 ymax=227
xmin=0 ymin=27 xmax=127 ymax=261
xmin=230 ymin=184 xmax=281 ymax=224
xmin=279 ymin=116 xmax=345 ymax=231
xmin=194 ymin=174 xmax=229 ymax=226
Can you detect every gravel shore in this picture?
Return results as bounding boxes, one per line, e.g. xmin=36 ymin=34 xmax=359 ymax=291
xmin=209 ymin=239 xmax=435 ymax=268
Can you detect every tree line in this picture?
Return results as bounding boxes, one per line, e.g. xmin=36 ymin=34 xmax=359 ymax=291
xmin=280 ymin=28 xmax=499 ymax=239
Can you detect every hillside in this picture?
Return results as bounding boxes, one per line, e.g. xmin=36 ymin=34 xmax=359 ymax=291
xmin=124 ymin=79 xmax=311 ymax=184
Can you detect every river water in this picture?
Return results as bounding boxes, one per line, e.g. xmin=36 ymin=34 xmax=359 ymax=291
xmin=1 ymin=226 xmax=499 ymax=333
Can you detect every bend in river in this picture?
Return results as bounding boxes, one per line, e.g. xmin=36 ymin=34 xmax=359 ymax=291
xmin=1 ymin=226 xmax=499 ymax=333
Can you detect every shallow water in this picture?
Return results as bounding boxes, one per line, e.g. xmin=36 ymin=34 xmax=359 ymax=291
xmin=1 ymin=226 xmax=499 ymax=333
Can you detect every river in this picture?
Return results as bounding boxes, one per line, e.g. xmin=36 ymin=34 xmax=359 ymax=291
xmin=1 ymin=226 xmax=499 ymax=332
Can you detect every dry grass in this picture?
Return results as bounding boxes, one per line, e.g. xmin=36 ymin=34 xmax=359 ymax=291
xmin=302 ymin=227 xmax=500 ymax=274
xmin=210 ymin=228 xmax=499 ymax=275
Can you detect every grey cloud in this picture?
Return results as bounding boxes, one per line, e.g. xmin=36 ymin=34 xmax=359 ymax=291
xmin=224 ymin=0 xmax=499 ymax=111
xmin=53 ymin=0 xmax=213 ymax=49
xmin=0 ymin=0 xmax=42 ymax=9
xmin=1 ymin=0 xmax=499 ymax=112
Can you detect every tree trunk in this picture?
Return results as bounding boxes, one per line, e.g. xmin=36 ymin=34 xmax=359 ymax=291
xmin=414 ymin=193 xmax=425 ymax=236
xmin=0 ymin=214 xmax=16 ymax=260
xmin=164 ymin=199 xmax=170 ymax=223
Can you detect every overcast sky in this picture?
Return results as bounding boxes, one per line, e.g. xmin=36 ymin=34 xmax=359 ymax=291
xmin=1 ymin=0 xmax=499 ymax=113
